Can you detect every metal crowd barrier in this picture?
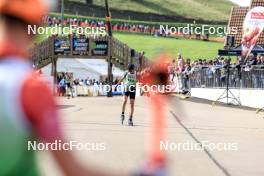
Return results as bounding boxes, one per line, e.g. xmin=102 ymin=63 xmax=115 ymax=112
xmin=189 ymin=65 xmax=264 ymax=89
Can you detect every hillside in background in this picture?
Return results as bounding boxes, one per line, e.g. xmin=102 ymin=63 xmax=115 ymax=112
xmin=66 ymin=0 xmax=235 ymax=23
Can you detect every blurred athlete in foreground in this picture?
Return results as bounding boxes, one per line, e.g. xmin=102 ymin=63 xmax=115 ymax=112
xmin=0 ymin=0 xmax=126 ymax=176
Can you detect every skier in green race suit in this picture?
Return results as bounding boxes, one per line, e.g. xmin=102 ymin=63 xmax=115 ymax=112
xmin=116 ymin=64 xmax=137 ymax=126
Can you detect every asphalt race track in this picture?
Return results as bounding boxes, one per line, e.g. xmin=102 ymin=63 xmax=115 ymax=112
xmin=38 ymin=96 xmax=264 ymax=176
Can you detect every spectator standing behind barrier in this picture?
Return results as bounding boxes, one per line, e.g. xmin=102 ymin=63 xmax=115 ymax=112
xmin=206 ymin=60 xmax=214 ymax=87
xmin=58 ymin=77 xmax=66 ymax=96
xmin=177 ymin=54 xmax=185 ymax=92
xmin=65 ymin=73 xmax=74 ymax=99
xmin=169 ymin=59 xmax=177 ymax=82
xmin=182 ymin=59 xmax=192 ymax=93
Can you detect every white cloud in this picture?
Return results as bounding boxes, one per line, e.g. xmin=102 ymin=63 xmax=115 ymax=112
xmin=229 ymin=0 xmax=251 ymax=7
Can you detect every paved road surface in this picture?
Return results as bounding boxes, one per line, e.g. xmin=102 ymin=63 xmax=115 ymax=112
xmin=38 ymin=96 xmax=264 ymax=176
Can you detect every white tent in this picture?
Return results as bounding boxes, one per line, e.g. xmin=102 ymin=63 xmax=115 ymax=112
xmin=41 ymin=58 xmax=125 ymax=81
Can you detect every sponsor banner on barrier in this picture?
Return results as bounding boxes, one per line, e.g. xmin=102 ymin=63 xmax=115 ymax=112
xmin=242 ymin=6 xmax=264 ymax=57
xmin=54 ymin=38 xmax=71 ymax=55
xmin=73 ymin=37 xmax=89 ymax=55
xmin=91 ymin=41 xmax=108 ymax=56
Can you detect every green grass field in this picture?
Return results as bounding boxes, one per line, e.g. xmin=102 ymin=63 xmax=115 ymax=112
xmin=68 ymin=0 xmax=234 ymax=23
xmin=114 ymin=33 xmax=223 ymax=60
